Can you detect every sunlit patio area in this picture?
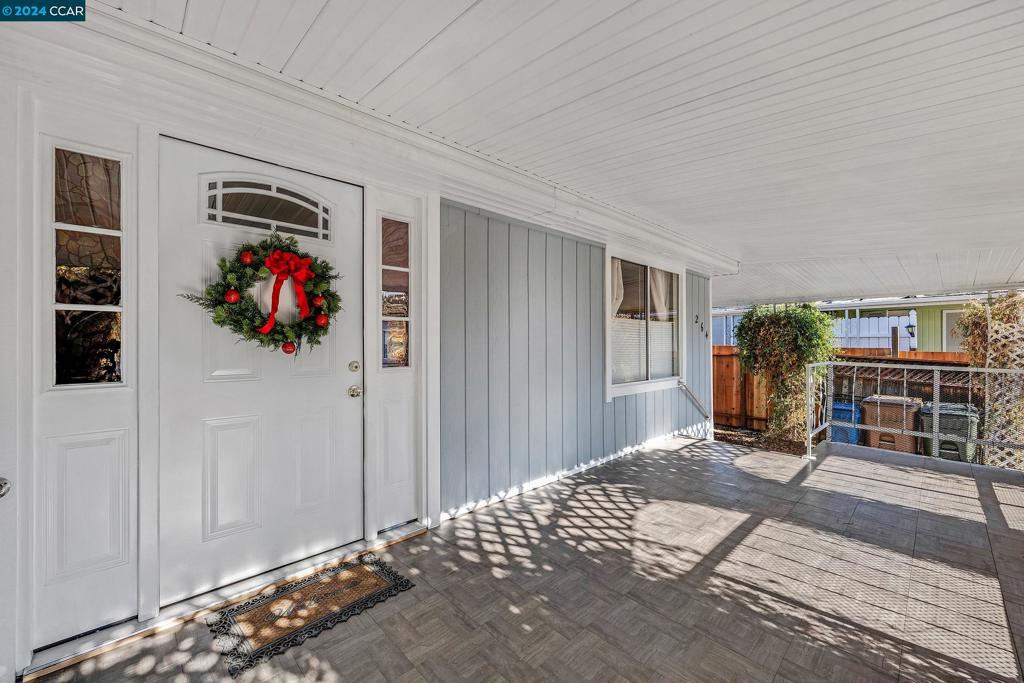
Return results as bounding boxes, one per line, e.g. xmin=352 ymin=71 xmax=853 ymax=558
xmin=35 ymin=438 xmax=1024 ymax=682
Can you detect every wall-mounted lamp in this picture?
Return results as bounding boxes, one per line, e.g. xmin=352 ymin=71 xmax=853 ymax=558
xmin=905 ymin=322 xmax=917 ymax=338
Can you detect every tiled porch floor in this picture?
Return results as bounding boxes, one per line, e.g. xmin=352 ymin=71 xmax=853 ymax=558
xmin=40 ymin=438 xmax=1024 ymax=682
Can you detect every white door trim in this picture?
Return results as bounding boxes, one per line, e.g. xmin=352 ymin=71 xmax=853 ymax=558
xmin=362 ymin=186 xmax=432 ymax=538
xmin=136 ymin=125 xmax=160 ymax=622
xmin=941 ymin=308 xmax=963 ymax=353
xmin=6 ymin=83 xmax=36 ymax=681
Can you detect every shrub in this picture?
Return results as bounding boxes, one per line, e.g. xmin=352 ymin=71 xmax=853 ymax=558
xmin=956 ymin=292 xmax=1024 ymax=367
xmin=735 ymin=304 xmax=836 ymax=441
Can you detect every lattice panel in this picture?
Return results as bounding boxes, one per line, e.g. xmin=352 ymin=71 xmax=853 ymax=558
xmin=985 ymin=315 xmax=1024 ymax=468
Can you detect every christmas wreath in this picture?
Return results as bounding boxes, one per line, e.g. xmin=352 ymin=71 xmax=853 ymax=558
xmin=182 ymin=232 xmax=340 ymax=354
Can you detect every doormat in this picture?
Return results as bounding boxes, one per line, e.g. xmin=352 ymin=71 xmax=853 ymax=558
xmin=207 ymin=554 xmax=413 ymax=677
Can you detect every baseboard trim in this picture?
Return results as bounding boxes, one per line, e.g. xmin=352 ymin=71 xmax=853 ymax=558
xmin=440 ymin=431 xmax=708 ymax=521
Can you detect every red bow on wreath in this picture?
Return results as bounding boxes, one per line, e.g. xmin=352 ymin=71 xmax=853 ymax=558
xmin=258 ymin=249 xmax=314 ymax=335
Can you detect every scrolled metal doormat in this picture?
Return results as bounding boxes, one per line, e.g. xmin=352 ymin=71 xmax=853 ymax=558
xmin=207 ymin=554 xmax=413 ymax=677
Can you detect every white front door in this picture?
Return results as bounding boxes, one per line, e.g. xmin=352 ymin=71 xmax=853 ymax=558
xmin=158 ymin=138 xmax=364 ymax=605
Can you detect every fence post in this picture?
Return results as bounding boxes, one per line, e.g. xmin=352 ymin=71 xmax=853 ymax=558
xmin=826 ymin=364 xmax=834 ymax=443
xmin=932 ymin=369 xmax=940 ymax=458
xmin=806 ymin=363 xmax=815 ymax=460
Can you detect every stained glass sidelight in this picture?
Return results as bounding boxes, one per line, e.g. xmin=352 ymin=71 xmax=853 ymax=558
xmin=54 ymin=148 xmax=121 ymax=230
xmin=55 ymin=311 xmax=122 ymax=384
xmin=55 ymin=229 xmax=121 ymax=306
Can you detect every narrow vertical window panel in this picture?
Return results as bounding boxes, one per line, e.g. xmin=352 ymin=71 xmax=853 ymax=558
xmin=55 ymin=148 xmax=121 ymax=230
xmin=464 ymin=212 xmax=490 ymax=502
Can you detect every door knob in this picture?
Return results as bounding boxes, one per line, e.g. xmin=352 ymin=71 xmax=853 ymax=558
xmin=348 ymin=385 xmax=363 ymax=398
xmin=0 ymin=478 xmax=10 ymax=498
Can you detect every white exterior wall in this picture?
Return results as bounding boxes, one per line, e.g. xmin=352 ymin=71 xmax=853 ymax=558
xmin=0 ymin=19 xmax=721 ymax=679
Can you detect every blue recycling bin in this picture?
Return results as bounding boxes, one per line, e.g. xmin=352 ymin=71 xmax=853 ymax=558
xmin=831 ymin=400 xmax=861 ymax=444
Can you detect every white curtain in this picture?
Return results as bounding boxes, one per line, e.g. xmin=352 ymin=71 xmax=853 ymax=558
xmin=611 ymin=257 xmax=624 ymax=315
xmin=649 ymin=268 xmax=673 ymax=321
xmin=610 ymin=258 xmax=645 ymax=383
xmin=648 ymin=268 xmax=678 ymax=379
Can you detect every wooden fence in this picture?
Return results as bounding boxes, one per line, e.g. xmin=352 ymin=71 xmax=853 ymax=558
xmin=713 ymin=346 xmax=969 ymax=431
xmin=713 ymin=346 xmax=769 ymax=430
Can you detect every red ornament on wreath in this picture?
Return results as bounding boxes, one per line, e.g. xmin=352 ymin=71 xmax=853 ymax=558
xmin=180 ymin=232 xmax=341 ymax=355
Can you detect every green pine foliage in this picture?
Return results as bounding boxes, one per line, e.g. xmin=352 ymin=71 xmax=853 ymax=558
xmin=181 ymin=232 xmax=341 ymax=353
xmin=735 ymin=304 xmax=835 ymax=440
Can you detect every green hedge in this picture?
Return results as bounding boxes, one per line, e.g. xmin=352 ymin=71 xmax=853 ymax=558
xmin=735 ymin=305 xmax=835 ymax=441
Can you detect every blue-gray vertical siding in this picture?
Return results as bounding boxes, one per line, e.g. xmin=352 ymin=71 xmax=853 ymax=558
xmin=679 ymin=270 xmax=714 ymax=439
xmin=440 ymin=202 xmax=713 ymax=512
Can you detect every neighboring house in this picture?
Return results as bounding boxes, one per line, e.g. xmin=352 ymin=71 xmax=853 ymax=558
xmin=713 ymin=294 xmax=992 ymax=352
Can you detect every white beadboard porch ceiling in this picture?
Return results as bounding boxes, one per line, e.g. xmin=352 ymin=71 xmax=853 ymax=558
xmin=94 ymin=0 xmax=1024 ymax=306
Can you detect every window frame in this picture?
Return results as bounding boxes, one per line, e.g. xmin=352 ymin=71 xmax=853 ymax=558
xmin=198 ymin=172 xmax=334 ymax=242
xmin=605 ymin=250 xmax=685 ymax=400
xmin=47 ymin=138 xmax=133 ymax=391
xmin=379 ymin=212 xmax=413 ymax=370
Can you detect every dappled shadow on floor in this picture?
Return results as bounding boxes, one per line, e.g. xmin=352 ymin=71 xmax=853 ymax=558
xmin=40 ymin=438 xmax=1024 ymax=682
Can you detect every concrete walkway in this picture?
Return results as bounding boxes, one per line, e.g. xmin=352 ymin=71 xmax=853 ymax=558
xmin=39 ymin=438 xmax=1024 ymax=682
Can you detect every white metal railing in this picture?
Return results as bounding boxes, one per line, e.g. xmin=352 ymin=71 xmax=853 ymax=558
xmin=806 ymin=360 xmax=1024 ymax=469
xmin=678 ymin=379 xmax=710 ymax=420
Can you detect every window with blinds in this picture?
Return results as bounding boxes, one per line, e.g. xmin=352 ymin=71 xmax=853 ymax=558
xmin=610 ymin=257 xmax=679 ymax=385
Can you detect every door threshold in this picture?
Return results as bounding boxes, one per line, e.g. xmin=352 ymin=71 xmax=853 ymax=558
xmin=21 ymin=521 xmax=427 ymax=681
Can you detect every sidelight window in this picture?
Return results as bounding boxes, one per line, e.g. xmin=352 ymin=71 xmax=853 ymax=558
xmin=381 ymin=217 xmax=410 ymax=368
xmin=610 ymin=257 xmax=678 ymax=385
xmin=53 ymin=148 xmax=123 ymax=385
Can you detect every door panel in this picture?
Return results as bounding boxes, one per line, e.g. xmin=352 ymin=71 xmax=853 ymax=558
xmin=158 ymin=138 xmax=363 ymax=605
